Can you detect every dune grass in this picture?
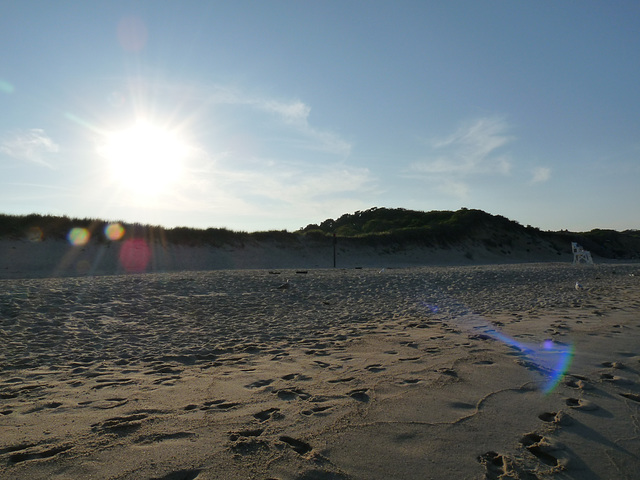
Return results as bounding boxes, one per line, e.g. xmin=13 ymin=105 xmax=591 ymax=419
xmin=1 ymin=208 xmax=638 ymax=260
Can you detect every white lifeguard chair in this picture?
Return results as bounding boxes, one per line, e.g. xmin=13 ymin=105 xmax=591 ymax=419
xmin=572 ymin=242 xmax=593 ymax=264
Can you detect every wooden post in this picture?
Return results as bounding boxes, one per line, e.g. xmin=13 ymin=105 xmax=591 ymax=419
xmin=333 ymin=233 xmax=337 ymax=268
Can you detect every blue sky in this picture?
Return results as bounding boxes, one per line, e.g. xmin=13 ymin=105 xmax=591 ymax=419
xmin=1 ymin=1 xmax=639 ymax=232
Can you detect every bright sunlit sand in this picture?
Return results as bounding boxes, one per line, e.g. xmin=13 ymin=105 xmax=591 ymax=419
xmin=1 ymin=264 xmax=639 ymax=479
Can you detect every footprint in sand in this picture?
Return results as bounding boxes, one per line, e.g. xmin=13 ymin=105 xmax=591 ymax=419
xmin=274 ymin=388 xmax=311 ymax=401
xmin=281 ymin=373 xmax=312 ymax=381
xmin=254 ymin=407 xmax=282 ymax=422
xmin=270 ymin=351 xmax=290 ymax=361
xmin=398 ymin=356 xmax=421 ymax=362
xmin=228 ymin=427 xmax=264 ymax=443
xmin=200 ymin=399 xmax=241 ymax=411
xmin=520 ymin=432 xmax=569 ymax=468
xmin=564 ymin=378 xmax=592 ymax=390
xmin=135 ymin=432 xmax=197 ymax=445
xmin=279 ymin=436 xmax=312 ymax=455
xmin=601 ymin=361 xmax=625 ymax=369
xmin=619 ymin=392 xmax=640 ymax=403
xmin=90 ymin=397 xmax=129 ymax=410
xmin=477 ymin=451 xmax=513 ymax=480
xmin=229 ymin=435 xmax=269 ymax=455
xmin=473 ymin=360 xmax=495 ymax=365
xmin=400 ymin=378 xmax=422 ymax=386
xmin=301 ymin=405 xmax=332 ymax=416
xmin=469 ymin=333 xmax=493 ymax=341
xmin=564 ymin=397 xmax=598 ymax=411
xmin=538 ymin=411 xmax=557 ymax=422
xmin=5 ymin=443 xmax=72 ymax=465
xmin=538 ymin=410 xmax=572 ymax=426
xmin=348 ymin=388 xmax=370 ymax=402
xmin=143 ymin=364 xmax=183 ymax=375
xmin=365 ymin=364 xmax=386 ymax=373
xmin=91 ymin=377 xmax=136 ymax=390
xmin=26 ymin=401 xmax=63 ymax=413
xmin=600 ymin=373 xmax=633 ymax=385
xmin=437 ymin=367 xmax=458 ymax=378
xmin=327 ymin=377 xmax=355 ymax=384
xmin=91 ymin=413 xmax=149 ymax=435
xmin=245 ymin=378 xmax=274 ymax=389
xmin=152 ymin=375 xmax=181 ymax=386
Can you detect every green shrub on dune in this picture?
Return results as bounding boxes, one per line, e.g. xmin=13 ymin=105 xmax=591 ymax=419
xmin=1 ymin=208 xmax=639 ymax=260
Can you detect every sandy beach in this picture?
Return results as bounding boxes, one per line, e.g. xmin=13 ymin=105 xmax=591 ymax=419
xmin=2 ymin=263 xmax=640 ymax=479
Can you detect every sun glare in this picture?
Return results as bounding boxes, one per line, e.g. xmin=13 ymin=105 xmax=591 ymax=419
xmin=100 ymin=120 xmax=188 ymax=195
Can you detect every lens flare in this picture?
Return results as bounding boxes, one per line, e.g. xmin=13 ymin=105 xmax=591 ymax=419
xmin=0 ymin=79 xmax=14 ymax=94
xmin=117 ymin=16 xmax=148 ymax=52
xmin=477 ymin=326 xmax=573 ymax=395
xmin=68 ymin=227 xmax=90 ymax=246
xmin=119 ymin=238 xmax=151 ymax=273
xmin=421 ymin=298 xmax=573 ymax=395
xmin=107 ymin=91 xmax=126 ymax=108
xmin=539 ymin=342 xmax=574 ymax=395
xmin=27 ymin=226 xmax=43 ymax=242
xmin=76 ymin=259 xmax=91 ymax=275
xmin=105 ymin=223 xmax=125 ymax=241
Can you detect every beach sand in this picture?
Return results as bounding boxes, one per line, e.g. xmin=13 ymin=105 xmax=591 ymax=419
xmin=1 ymin=263 xmax=640 ymax=479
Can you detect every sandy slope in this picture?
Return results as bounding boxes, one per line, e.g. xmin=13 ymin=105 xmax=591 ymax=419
xmin=0 ymin=235 xmax=572 ymax=279
xmin=2 ymin=263 xmax=640 ymax=479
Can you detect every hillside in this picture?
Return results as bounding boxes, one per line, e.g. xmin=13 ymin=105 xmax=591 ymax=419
xmin=301 ymin=207 xmax=640 ymax=260
xmin=1 ymin=208 xmax=639 ymax=278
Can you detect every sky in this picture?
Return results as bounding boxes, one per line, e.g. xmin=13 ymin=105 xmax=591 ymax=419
xmin=1 ymin=1 xmax=639 ymax=233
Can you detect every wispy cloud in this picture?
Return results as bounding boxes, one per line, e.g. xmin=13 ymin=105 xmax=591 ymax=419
xmin=530 ymin=166 xmax=551 ymax=184
xmin=203 ymin=156 xmax=373 ymax=208
xmin=0 ymin=128 xmax=59 ymax=168
xmin=109 ymin=151 xmax=375 ymax=230
xmin=407 ymin=116 xmax=513 ymax=198
xmin=256 ymin=98 xmax=351 ymax=156
xmin=90 ymin=81 xmax=361 ymax=228
xmin=412 ymin=116 xmax=513 ymax=176
xmin=260 ymin=99 xmax=311 ymax=125
xmin=204 ymin=86 xmax=352 ymax=156
xmin=235 ymin=162 xmax=375 ymax=228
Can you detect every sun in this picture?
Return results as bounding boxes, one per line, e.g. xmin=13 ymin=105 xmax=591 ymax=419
xmin=100 ymin=120 xmax=188 ymax=195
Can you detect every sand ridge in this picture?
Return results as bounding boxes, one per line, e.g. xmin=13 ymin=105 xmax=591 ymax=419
xmin=1 ymin=263 xmax=640 ymax=479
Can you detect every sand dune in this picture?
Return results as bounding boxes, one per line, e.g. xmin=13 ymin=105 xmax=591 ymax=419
xmin=1 ymin=263 xmax=640 ymax=479
xmin=0 ymin=234 xmax=578 ymax=279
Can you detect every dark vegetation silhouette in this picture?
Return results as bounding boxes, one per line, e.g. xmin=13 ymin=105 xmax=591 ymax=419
xmin=1 ymin=208 xmax=639 ymax=260
xmin=301 ymin=208 xmax=640 ymax=259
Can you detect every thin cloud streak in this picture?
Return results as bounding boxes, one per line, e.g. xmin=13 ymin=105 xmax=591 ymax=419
xmin=202 ymin=85 xmax=352 ymax=156
xmin=0 ymin=129 xmax=59 ymax=168
xmin=406 ymin=116 xmax=514 ymax=199
xmin=172 ymin=153 xmax=375 ymax=228
xmin=209 ymin=161 xmax=373 ymax=206
xmin=531 ymin=166 xmax=551 ymax=184
xmin=413 ymin=117 xmax=514 ymax=176
xmin=257 ymin=98 xmax=352 ymax=156
xmin=108 ymin=122 xmax=375 ymax=228
xmin=75 ymin=80 xmax=361 ymax=229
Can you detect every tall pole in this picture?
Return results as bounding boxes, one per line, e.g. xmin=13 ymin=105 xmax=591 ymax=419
xmin=333 ymin=233 xmax=337 ymax=268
